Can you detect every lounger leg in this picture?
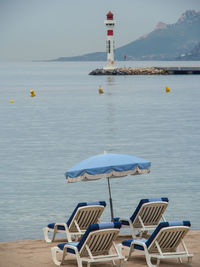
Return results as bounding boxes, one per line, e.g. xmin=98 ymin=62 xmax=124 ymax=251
xmin=127 ymin=245 xmax=134 ymax=261
xmin=156 ymin=259 xmax=160 ymax=266
xmin=142 ymin=230 xmax=148 ymax=238
xmin=43 ymin=227 xmax=52 ymax=243
xmin=51 ymin=247 xmax=62 ymax=266
xmin=74 ymin=235 xmax=79 ymax=241
xmin=144 ymin=248 xmax=157 ymax=267
xmin=178 ymin=257 xmax=183 ymax=263
xmin=112 ymin=260 xmax=116 ymax=266
xmin=129 ymin=224 xmax=137 ymax=239
xmin=61 ymin=247 xmax=71 ymax=265
xmin=119 ymin=259 xmax=124 ymax=267
xmin=188 ymin=256 xmax=193 ymax=263
xmin=52 ymin=228 xmax=58 ymax=242
xmin=65 ymin=230 xmax=72 ymax=242
xmin=145 ymin=257 xmax=157 ymax=267
xmin=113 ymin=243 xmax=124 ymax=267
xmin=146 ymin=256 xmax=158 ymax=267
xmin=109 ymin=248 xmax=116 ymax=266
xmin=75 ymin=252 xmax=83 ymax=267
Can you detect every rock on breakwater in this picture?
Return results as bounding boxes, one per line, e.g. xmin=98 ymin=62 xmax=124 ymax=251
xmin=89 ymin=67 xmax=168 ymax=75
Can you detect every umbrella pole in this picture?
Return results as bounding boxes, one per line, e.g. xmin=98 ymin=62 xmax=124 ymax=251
xmin=107 ymin=178 xmax=114 ymax=221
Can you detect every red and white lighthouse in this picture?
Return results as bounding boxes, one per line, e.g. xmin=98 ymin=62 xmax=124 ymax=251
xmin=104 ymin=11 xmax=116 ymax=70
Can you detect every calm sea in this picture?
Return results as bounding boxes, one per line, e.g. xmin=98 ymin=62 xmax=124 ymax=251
xmin=0 ymin=61 xmax=200 ymax=242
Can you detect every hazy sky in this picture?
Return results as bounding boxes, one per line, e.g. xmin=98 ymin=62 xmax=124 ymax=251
xmin=0 ymin=0 xmax=200 ymax=61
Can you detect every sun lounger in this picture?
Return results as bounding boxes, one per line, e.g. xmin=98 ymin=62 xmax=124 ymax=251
xmin=114 ymin=197 xmax=168 ymax=238
xmin=43 ymin=201 xmax=106 ymax=243
xmin=51 ymin=221 xmax=124 ymax=266
xmin=121 ymin=221 xmax=193 ymax=267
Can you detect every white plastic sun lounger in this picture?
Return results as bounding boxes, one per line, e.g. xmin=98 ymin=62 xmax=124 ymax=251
xmin=51 ymin=221 xmax=124 ymax=267
xmin=121 ymin=221 xmax=193 ymax=267
xmin=43 ymin=201 xmax=106 ymax=243
xmin=114 ymin=197 xmax=168 ymax=238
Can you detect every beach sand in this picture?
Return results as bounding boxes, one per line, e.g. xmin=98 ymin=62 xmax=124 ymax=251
xmin=0 ymin=231 xmax=200 ymax=267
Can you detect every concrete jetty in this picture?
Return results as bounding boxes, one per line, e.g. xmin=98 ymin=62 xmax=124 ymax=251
xmin=89 ymin=67 xmax=200 ymax=75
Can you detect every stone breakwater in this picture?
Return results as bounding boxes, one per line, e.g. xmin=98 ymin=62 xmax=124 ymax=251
xmin=89 ymin=67 xmax=169 ymax=75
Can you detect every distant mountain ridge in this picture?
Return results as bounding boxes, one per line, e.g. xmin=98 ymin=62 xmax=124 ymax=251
xmin=53 ymin=10 xmax=200 ymax=61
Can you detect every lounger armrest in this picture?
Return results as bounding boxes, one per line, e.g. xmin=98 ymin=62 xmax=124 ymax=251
xmin=132 ymin=239 xmax=148 ymax=250
xmin=55 ymin=223 xmax=69 ymax=230
xmin=59 ymin=244 xmax=79 ymax=265
xmin=64 ymin=244 xmax=79 ymax=254
xmin=65 ymin=244 xmax=78 ymax=250
xmin=116 ymin=217 xmax=131 ymax=225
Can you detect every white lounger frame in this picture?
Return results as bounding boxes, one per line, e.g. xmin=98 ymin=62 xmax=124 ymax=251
xmin=121 ymin=201 xmax=168 ymax=238
xmin=51 ymin=228 xmax=124 ymax=267
xmin=43 ymin=205 xmax=105 ymax=243
xmin=123 ymin=225 xmax=193 ymax=267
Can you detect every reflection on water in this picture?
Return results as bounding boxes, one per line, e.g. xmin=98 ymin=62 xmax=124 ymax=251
xmin=0 ymin=61 xmax=200 ymax=241
xmin=106 ymin=75 xmax=115 ymax=86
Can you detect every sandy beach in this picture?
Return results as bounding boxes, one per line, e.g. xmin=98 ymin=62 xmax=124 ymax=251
xmin=0 ymin=230 xmax=199 ymax=267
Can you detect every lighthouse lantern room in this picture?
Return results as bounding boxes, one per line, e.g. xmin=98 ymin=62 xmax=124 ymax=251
xmin=104 ymin=11 xmax=116 ymax=70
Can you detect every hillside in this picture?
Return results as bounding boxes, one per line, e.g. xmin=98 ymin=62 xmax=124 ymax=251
xmin=115 ymin=10 xmax=200 ymax=60
xmin=53 ymin=10 xmax=200 ymax=61
xmin=177 ymin=42 xmax=200 ymax=60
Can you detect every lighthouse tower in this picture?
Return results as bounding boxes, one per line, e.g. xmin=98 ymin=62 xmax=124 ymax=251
xmin=104 ymin=11 xmax=116 ymax=70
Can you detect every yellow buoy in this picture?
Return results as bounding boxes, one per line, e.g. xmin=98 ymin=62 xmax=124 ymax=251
xmin=165 ymin=86 xmax=170 ymax=93
xmin=98 ymin=86 xmax=104 ymax=94
xmin=30 ymin=89 xmax=36 ymax=97
xmin=10 ymin=99 xmax=14 ymax=103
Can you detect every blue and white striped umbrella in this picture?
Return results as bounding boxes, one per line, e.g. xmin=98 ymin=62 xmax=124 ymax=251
xmin=65 ymin=153 xmax=151 ymax=220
